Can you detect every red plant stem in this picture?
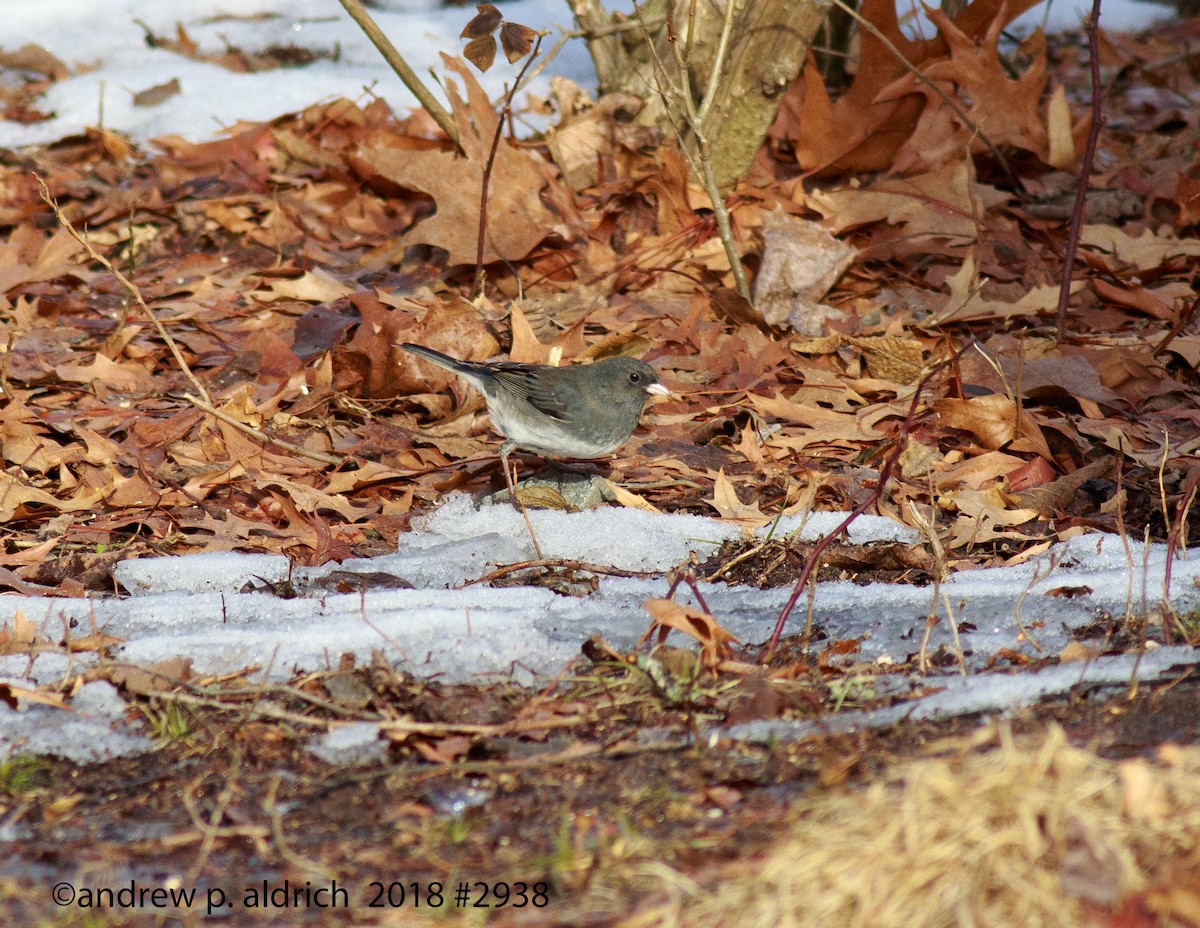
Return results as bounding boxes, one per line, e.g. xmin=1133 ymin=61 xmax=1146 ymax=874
xmin=1055 ymin=0 xmax=1105 ymax=338
xmin=761 ymin=343 xmax=972 ymax=662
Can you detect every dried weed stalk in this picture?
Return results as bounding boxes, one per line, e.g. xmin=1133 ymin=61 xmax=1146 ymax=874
xmin=36 ymin=175 xmax=346 ymax=468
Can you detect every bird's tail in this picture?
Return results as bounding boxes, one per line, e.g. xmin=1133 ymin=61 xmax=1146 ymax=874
xmin=398 ymin=343 xmax=473 ymax=375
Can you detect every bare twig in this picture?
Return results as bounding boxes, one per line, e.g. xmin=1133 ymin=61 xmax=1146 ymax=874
xmin=467 ymin=557 xmax=654 ymax=586
xmin=762 ymin=342 xmax=973 ymax=661
xmin=1012 ymin=555 xmax=1050 ymax=653
xmin=941 ymin=591 xmax=967 ymax=674
xmin=185 ymin=395 xmax=348 ymax=467
xmin=1152 ymin=293 xmax=1200 ymax=359
xmin=1163 ymin=462 xmax=1200 ymax=642
xmin=183 ymin=754 xmax=250 ymax=880
xmin=1055 ymin=0 xmax=1105 ymax=338
xmin=153 ymin=689 xmax=339 ymax=729
xmin=661 ymin=566 xmax=715 ymax=616
xmin=634 ymin=1 xmax=751 ymax=301
xmin=336 ymin=0 xmax=462 ymax=151
xmin=36 ymin=175 xmax=212 ymax=406
xmin=263 ymin=773 xmax=333 ymax=877
xmin=500 ymin=446 xmax=545 ymax=559
xmin=475 ymin=32 xmax=545 ymax=295
xmin=694 ymin=0 xmax=737 ymax=127
xmin=567 ymin=14 xmax=666 ymax=40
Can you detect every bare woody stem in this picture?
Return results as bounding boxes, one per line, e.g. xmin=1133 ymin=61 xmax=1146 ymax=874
xmin=1055 ymin=0 xmax=1104 ymax=338
xmin=337 ymin=0 xmax=463 ymax=153
xmin=37 ymin=174 xmax=349 ymax=469
xmin=637 ymin=1 xmax=752 ymax=302
xmin=474 ymin=32 xmax=545 ymax=296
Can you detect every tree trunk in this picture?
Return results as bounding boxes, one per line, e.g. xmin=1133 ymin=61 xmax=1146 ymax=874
xmin=566 ymin=0 xmax=830 ymax=187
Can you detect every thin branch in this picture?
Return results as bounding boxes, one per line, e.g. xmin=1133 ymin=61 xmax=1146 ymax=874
xmin=185 ymin=395 xmax=348 ymax=467
xmin=762 ymin=342 xmax=974 ymax=661
xmin=567 ymin=14 xmax=666 ymax=39
xmin=475 ymin=32 xmax=545 ymax=295
xmin=336 ymin=0 xmax=462 ymax=152
xmin=36 ymin=175 xmax=212 ymax=406
xmin=635 ymin=1 xmax=751 ymax=301
xmin=697 ymin=137 xmax=752 ymax=301
xmin=1151 ymin=293 xmax=1200 ymax=359
xmin=695 ymin=0 xmax=738 ymax=127
xmin=1056 ymin=0 xmax=1104 ymax=338
xmin=155 ymin=689 xmax=338 ymax=729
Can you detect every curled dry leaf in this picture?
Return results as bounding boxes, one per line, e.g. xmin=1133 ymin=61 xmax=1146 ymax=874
xmin=461 ymin=4 xmax=503 ymax=39
xmin=934 ymin=395 xmax=1054 ymax=460
xmin=753 ymin=206 xmax=854 ymax=335
xmin=641 ymin=598 xmax=738 ymax=669
xmin=463 ymin=35 xmax=496 ymax=72
xmin=500 ymin=22 xmax=537 ymax=63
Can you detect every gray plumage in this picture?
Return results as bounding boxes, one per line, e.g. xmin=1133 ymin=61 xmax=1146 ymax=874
xmin=400 ymin=344 xmax=668 ymax=460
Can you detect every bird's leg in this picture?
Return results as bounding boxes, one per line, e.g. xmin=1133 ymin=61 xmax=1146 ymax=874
xmin=500 ymin=443 xmax=543 ymax=560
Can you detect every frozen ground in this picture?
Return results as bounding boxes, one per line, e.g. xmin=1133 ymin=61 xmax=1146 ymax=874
xmin=0 ymin=0 xmax=1192 ymax=764
xmin=2 ymin=495 xmax=1199 ymax=763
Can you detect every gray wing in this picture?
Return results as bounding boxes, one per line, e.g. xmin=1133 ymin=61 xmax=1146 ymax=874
xmin=489 ymin=364 xmax=576 ymax=423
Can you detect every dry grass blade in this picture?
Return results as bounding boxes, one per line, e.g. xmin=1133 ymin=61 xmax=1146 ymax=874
xmin=640 ymin=726 xmax=1200 ymax=928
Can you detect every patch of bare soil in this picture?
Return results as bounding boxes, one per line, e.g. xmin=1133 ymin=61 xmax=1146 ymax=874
xmin=2 ymin=667 xmax=1198 ymax=927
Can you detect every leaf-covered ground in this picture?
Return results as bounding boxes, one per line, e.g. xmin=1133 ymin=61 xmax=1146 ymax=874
xmin=2 ymin=9 xmax=1200 ymax=578
xmin=2 ymin=0 xmax=1200 ymax=925
xmin=2 ymin=5 xmax=1197 ymax=581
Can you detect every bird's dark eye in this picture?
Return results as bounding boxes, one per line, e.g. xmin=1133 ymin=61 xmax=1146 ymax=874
xmin=629 ymin=371 xmax=643 ymax=384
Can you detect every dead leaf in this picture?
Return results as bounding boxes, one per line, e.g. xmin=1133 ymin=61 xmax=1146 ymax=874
xmin=753 ymin=206 xmax=854 ymax=334
xmin=934 ymin=395 xmax=1054 ymax=459
xmin=849 ymin=335 xmax=925 ymax=384
xmin=641 ymin=598 xmax=739 ymax=669
xmin=0 ymin=681 xmax=69 ymax=710
xmin=809 ymin=162 xmax=1007 ymax=245
xmin=350 ymin=57 xmax=560 ymax=265
xmin=1012 ymin=459 xmax=1111 ymax=514
xmin=250 ymin=267 xmax=353 ymax=304
xmin=783 ymin=0 xmax=1043 ymax=173
xmin=500 ymin=22 xmax=536 ymax=63
xmin=1080 ymin=225 xmax=1200 ymax=272
xmin=935 ymin=251 xmax=1082 ymax=323
xmin=881 ymin=12 xmax=1050 ymax=172
xmin=1045 ymin=84 xmax=1076 ymax=169
xmin=461 ymin=5 xmax=503 ymax=39
xmin=100 ymin=658 xmax=195 ymax=696
xmin=706 ymin=470 xmax=768 ymax=524
xmin=603 ymin=480 xmax=661 ymax=512
xmin=132 ymin=77 xmax=182 ymax=107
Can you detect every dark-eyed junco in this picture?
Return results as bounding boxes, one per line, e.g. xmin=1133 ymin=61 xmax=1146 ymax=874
xmin=399 ymin=344 xmax=669 ymax=464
